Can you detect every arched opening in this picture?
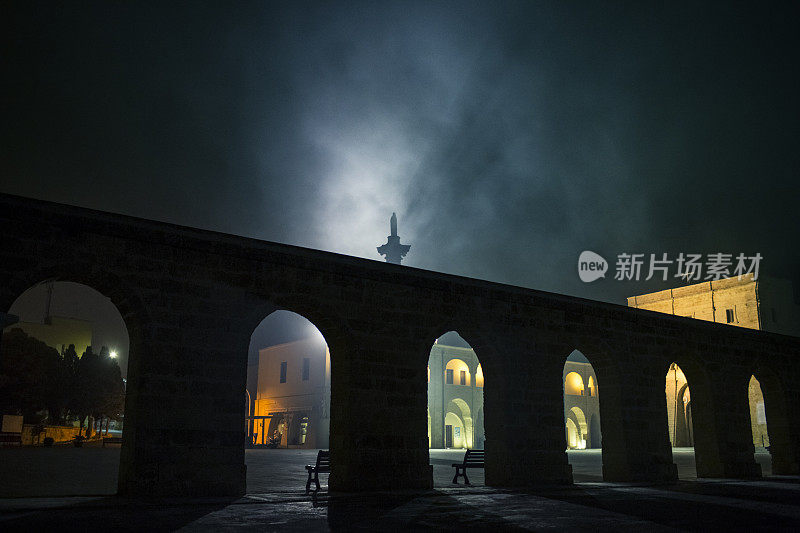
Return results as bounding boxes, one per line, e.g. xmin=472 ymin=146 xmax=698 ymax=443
xmin=245 ymin=310 xmax=330 ymax=493
xmin=444 ymin=411 xmax=465 ymax=448
xmin=563 ymin=350 xmax=602 ymax=480
xmin=427 ymin=331 xmax=484 ymax=486
xmin=566 ymin=419 xmax=580 ymax=449
xmin=1 ymin=281 xmax=129 ymax=497
xmin=751 ymin=369 xmax=796 ymax=475
xmin=748 ymin=375 xmax=770 ymax=449
xmin=567 ymin=407 xmax=588 ymax=449
xmin=749 ymin=375 xmax=771 ymax=474
xmin=666 ymin=362 xmax=697 ymax=479
xmin=564 ymin=372 xmax=585 ymax=396
xmin=666 ymin=363 xmax=693 ymax=448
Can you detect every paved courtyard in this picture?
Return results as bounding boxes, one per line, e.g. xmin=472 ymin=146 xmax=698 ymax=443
xmin=0 ymin=447 xmax=793 ymax=531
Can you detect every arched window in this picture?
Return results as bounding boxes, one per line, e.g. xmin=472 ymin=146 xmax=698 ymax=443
xmin=587 ymin=375 xmax=596 ymax=396
xmin=475 ymin=364 xmax=484 ymax=388
xmin=564 ymin=372 xmax=585 ymax=396
xmin=445 ymin=358 xmax=470 ymax=386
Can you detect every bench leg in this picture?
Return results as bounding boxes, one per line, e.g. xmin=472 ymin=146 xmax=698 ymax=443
xmin=314 ymin=471 xmax=321 ymax=491
xmin=452 ymin=467 xmax=462 ymax=484
xmin=306 ymin=471 xmax=313 ymax=492
xmin=464 ymin=469 xmax=470 ymax=485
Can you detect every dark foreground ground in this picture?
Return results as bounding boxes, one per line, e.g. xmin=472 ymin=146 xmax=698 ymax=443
xmin=0 ymin=447 xmax=796 ymax=531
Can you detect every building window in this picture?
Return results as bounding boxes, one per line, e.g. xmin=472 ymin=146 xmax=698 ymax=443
xmin=726 ymin=308 xmax=735 ymax=323
xmin=446 ymin=369 xmax=454 ymax=384
xmin=302 ymin=357 xmax=310 ymax=381
xmin=459 ymin=370 xmax=467 ymax=385
xmin=280 ymin=361 xmax=287 ymax=383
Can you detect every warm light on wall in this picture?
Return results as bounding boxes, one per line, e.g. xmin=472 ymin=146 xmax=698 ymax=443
xmin=476 ymin=364 xmax=484 ymax=388
xmin=564 ymin=372 xmax=585 ymax=395
xmin=587 ymin=375 xmax=595 ymax=396
xmin=445 ymin=358 xmax=470 ymax=386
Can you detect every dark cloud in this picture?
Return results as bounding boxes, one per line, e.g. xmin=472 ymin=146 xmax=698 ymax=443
xmin=4 ymin=1 xmax=799 ymax=309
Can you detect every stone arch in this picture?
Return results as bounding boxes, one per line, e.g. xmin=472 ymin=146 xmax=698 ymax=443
xmin=565 ymin=419 xmax=580 ymax=449
xmin=425 ymin=328 xmax=487 ymax=453
xmin=2 ymin=270 xmax=142 ymax=495
xmin=567 ymin=406 xmax=588 ymax=449
xmin=421 ymin=323 xmax=497 ymax=380
xmin=663 ymin=355 xmax=721 ymax=478
xmin=475 ymin=364 xmax=484 ymax=388
xmin=3 ymin=265 xmax=149 ymax=354
xmin=751 ymin=363 xmax=799 ymax=475
xmin=444 ymin=411 xmax=465 ymax=448
xmin=245 ymin=308 xmax=332 ymax=451
xmin=566 ymin=339 xmax=646 ymax=482
xmin=564 ymin=372 xmax=585 ymax=396
xmin=237 ymin=297 xmax=348 ymax=357
xmin=450 ymin=398 xmax=474 ymax=448
xmin=748 ymin=375 xmax=769 ymax=448
xmin=562 ymin=348 xmax=603 ymax=457
xmin=665 ymin=363 xmax=693 ymax=448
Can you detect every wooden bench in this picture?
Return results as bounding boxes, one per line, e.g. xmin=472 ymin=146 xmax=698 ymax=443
xmin=305 ymin=450 xmax=330 ymax=491
xmin=452 ymin=449 xmax=484 ymax=484
xmin=102 ymin=436 xmax=123 ymax=447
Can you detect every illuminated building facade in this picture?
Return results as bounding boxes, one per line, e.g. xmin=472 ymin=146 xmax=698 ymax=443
xmin=427 ymin=342 xmax=484 ymax=449
xmin=629 ymin=274 xmax=799 ymax=448
xmin=627 ymin=273 xmax=800 ymax=337
xmin=249 ymin=338 xmax=330 ymax=448
xmin=563 ymin=350 xmax=601 ymax=449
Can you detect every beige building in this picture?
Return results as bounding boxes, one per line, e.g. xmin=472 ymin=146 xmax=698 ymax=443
xmin=427 ymin=341 xmax=485 ymax=449
xmin=629 ymin=274 xmax=797 ymax=448
xmin=248 ymin=338 xmax=330 ymax=448
xmin=627 ymin=273 xmax=800 ymax=337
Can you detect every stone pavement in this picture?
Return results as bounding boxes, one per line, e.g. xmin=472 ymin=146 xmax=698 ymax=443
xmin=0 ymin=447 xmax=794 ymax=531
xmin=1 ymin=477 xmax=799 ymax=531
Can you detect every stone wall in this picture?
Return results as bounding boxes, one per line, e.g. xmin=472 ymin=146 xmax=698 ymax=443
xmin=1 ymin=193 xmax=799 ymax=496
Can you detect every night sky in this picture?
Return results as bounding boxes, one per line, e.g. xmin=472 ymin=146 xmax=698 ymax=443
xmin=4 ymin=2 xmax=800 ymax=312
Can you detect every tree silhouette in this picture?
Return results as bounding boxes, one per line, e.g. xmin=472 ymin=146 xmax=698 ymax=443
xmin=0 ymin=330 xmax=125 ymax=434
xmin=0 ymin=328 xmax=61 ymax=423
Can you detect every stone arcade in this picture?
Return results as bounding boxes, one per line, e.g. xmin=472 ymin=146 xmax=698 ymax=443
xmin=1 ymin=193 xmax=799 ymax=496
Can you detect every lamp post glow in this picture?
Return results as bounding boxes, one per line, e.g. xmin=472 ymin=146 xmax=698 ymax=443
xmin=109 ymin=351 xmax=118 ymax=359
